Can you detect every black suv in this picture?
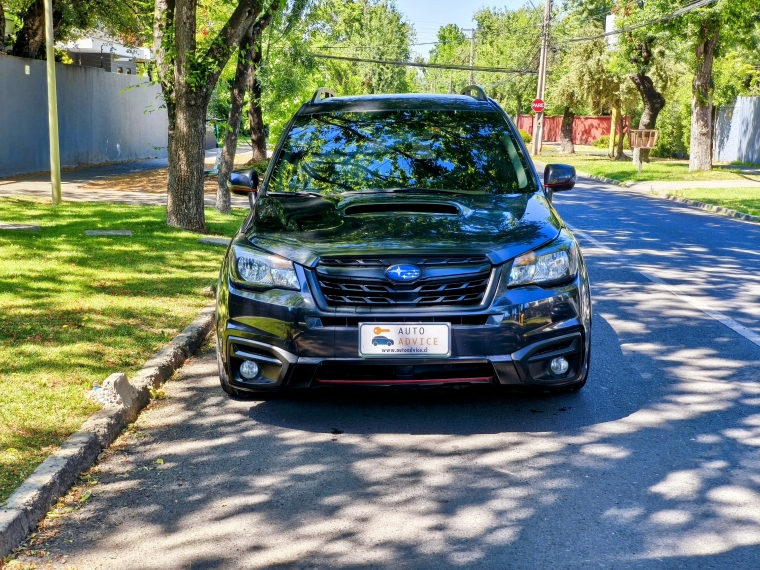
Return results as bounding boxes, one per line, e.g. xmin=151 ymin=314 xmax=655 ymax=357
xmin=216 ymin=87 xmax=591 ymax=395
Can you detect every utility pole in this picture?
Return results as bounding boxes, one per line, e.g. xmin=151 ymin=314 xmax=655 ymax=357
xmin=531 ymin=0 xmax=551 ymax=157
xmin=44 ymin=0 xmax=61 ymax=205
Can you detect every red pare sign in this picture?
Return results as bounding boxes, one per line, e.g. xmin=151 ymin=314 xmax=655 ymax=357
xmin=531 ymin=99 xmax=545 ymax=113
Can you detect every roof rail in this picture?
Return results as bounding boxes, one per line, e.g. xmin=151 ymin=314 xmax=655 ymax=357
xmin=461 ymin=85 xmax=488 ymax=101
xmin=310 ymin=88 xmax=337 ymax=104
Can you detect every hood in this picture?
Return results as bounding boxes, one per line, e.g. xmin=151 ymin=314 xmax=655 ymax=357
xmin=246 ymin=192 xmax=561 ymax=267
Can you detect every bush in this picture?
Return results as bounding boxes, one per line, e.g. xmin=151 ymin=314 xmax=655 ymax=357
xmin=247 ymin=160 xmax=270 ymax=175
xmin=591 ymin=134 xmax=631 ymax=151
xmin=519 ymin=129 xmax=532 ymax=144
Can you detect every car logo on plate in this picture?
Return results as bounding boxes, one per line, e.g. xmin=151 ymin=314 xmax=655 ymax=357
xmin=385 ymin=264 xmax=422 ymax=282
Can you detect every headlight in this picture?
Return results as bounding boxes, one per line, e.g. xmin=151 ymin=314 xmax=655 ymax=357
xmin=508 ymin=232 xmax=578 ymax=287
xmin=231 ymin=245 xmax=300 ymax=290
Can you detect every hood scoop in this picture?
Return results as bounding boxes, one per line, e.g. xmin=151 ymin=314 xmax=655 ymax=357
xmin=344 ymin=202 xmax=460 ymax=216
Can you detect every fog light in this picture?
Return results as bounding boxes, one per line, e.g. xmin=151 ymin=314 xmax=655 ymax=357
xmin=550 ymin=357 xmax=569 ymax=375
xmin=239 ymin=360 xmax=260 ymax=379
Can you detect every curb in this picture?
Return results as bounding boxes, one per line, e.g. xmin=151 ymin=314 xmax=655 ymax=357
xmin=568 ymin=169 xmax=759 ymax=225
xmin=575 ymin=170 xmax=632 ymax=188
xmin=0 ymin=304 xmax=215 ymax=559
xmin=658 ymin=193 xmax=759 ymax=223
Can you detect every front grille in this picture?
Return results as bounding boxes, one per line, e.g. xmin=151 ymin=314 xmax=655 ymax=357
xmin=320 ymin=315 xmax=490 ymax=327
xmin=315 ymin=256 xmax=493 ymax=308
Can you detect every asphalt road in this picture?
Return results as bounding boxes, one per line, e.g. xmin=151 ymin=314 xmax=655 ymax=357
xmin=15 ymin=179 xmax=760 ymax=569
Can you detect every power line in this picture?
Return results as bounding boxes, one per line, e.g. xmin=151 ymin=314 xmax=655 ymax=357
xmin=317 ymin=42 xmax=439 ymax=49
xmin=312 ymin=53 xmax=538 ymax=74
xmin=558 ymin=0 xmax=719 ymax=43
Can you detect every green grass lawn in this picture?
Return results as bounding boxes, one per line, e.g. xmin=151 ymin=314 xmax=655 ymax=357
xmin=0 ymin=198 xmax=246 ymax=502
xmin=539 ymin=150 xmax=756 ymax=183
xmin=669 ymin=188 xmax=760 ymax=217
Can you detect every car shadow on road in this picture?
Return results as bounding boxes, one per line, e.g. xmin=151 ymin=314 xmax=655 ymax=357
xmin=14 ymin=306 xmax=760 ymax=569
xmin=244 ymin=315 xmax=645 ymax=436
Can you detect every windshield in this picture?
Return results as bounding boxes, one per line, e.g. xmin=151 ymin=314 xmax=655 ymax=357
xmin=267 ymin=109 xmax=536 ymax=195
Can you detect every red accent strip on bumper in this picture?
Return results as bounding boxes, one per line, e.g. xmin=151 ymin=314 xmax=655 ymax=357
xmin=316 ymin=376 xmax=494 ymax=385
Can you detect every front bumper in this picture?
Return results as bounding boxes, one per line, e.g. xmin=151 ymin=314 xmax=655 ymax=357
xmin=217 ymin=260 xmax=591 ymax=391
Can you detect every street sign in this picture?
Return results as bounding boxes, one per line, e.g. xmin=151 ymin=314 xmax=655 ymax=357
xmin=531 ymin=99 xmax=545 ymax=113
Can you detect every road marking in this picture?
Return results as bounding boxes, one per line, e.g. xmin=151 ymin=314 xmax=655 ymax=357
xmin=567 ymin=223 xmax=760 ymax=349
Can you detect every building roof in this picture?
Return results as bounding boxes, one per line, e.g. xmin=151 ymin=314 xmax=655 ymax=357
xmin=60 ymin=37 xmax=152 ymax=61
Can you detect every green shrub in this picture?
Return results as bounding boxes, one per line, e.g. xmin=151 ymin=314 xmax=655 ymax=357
xmin=519 ymin=129 xmax=532 ymax=144
xmin=247 ymin=160 xmax=270 ymax=175
xmin=591 ymin=134 xmax=631 ymax=151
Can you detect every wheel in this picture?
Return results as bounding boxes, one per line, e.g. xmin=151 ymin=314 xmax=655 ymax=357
xmin=373 ymin=341 xmax=378 ymax=346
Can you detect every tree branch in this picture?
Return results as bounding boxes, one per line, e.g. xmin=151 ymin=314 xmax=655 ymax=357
xmin=152 ymin=0 xmax=176 ymax=112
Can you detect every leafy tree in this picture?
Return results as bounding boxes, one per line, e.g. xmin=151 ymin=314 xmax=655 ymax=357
xmin=563 ymin=0 xmax=614 ymax=26
xmin=422 ymin=24 xmax=468 ymax=95
xmin=550 ymin=22 xmax=638 ymax=158
xmin=216 ymin=0 xmax=309 ymax=213
xmin=610 ymin=3 xmax=674 ymax=163
xmin=152 ymin=0 xmax=281 ymax=232
xmin=0 ymin=3 xmax=6 ymax=50
xmin=215 ymin=20 xmax=269 ymax=214
xmin=4 ymin=0 xmax=144 ymax=58
xmin=311 ymin=0 xmax=415 ymax=95
xmin=254 ymin=0 xmax=414 ymax=145
xmin=472 ymin=7 xmax=541 ymax=118
xmin=641 ymin=0 xmax=759 ymax=171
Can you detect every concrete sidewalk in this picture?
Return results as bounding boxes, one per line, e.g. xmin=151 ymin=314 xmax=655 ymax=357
xmin=0 ymin=150 xmax=252 ymax=208
xmin=628 ymin=178 xmax=760 ymax=192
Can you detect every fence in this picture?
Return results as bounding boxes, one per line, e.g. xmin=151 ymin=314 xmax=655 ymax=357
xmin=0 ymin=54 xmax=168 ymax=178
xmin=516 ymin=115 xmax=616 ymax=145
xmin=714 ymin=97 xmax=760 ymax=165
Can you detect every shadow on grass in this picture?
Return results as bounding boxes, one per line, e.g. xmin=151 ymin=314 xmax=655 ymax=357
xmin=0 ymin=197 xmax=246 ymax=502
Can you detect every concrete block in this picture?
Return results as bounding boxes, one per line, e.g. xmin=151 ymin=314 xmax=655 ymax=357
xmin=198 ymin=237 xmax=231 ymax=247
xmin=0 ymin=223 xmax=41 ymax=231
xmin=87 ymin=373 xmax=137 ymax=409
xmin=85 ymin=230 xmax=132 ymax=236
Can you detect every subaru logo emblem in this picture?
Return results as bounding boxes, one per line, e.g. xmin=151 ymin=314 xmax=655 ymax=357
xmin=385 ymin=264 xmax=422 ymax=282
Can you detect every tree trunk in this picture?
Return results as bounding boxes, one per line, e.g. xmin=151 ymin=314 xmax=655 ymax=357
xmin=165 ymin=0 xmax=208 ymax=233
xmin=608 ymin=105 xmax=618 ymax=159
xmin=559 ymin=107 xmax=575 ymax=154
xmin=166 ymin=94 xmax=208 ymax=233
xmin=514 ymin=93 xmax=522 ymax=124
xmin=247 ymin=44 xmax=267 ymax=163
xmin=615 ymin=110 xmax=626 ymax=160
xmin=630 ymin=72 xmax=665 ymax=163
xmin=153 ymin=0 xmax=274 ymax=231
xmin=0 ymin=3 xmax=6 ymax=51
xmin=216 ymin=30 xmax=255 ymax=214
xmin=12 ymin=0 xmax=46 ymax=58
xmin=689 ymin=20 xmax=720 ymax=172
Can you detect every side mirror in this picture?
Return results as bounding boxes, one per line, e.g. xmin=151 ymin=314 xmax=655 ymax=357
xmin=229 ymin=169 xmax=259 ymax=209
xmin=229 ymin=169 xmax=259 ymax=195
xmin=544 ymin=164 xmax=576 ymax=192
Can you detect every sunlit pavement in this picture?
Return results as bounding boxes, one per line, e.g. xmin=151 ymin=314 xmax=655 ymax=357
xmin=15 ymin=178 xmax=760 ymax=569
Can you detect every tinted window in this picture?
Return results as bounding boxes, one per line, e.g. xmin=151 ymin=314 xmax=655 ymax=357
xmin=268 ymin=110 xmax=535 ymax=195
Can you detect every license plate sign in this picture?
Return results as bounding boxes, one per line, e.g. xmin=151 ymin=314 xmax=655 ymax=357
xmin=359 ymin=323 xmax=451 ymax=357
